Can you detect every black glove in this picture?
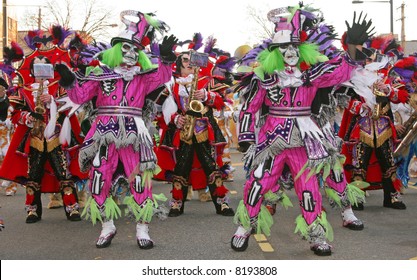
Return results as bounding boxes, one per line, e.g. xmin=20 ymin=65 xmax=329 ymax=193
xmin=345 ymin=11 xmax=375 ymax=45
xmin=55 ymin=64 xmax=76 ymax=88
xmin=159 ymin=35 xmax=178 ymax=63
xmin=238 ymin=141 xmax=252 ymax=153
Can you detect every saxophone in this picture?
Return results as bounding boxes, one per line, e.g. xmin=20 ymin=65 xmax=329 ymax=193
xmin=180 ymin=67 xmax=204 ymax=142
xmin=30 ymin=80 xmax=46 ymax=139
xmin=394 ymin=109 xmax=417 ymax=157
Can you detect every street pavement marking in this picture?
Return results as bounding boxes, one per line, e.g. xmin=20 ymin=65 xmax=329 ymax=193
xmin=253 ymin=234 xmax=275 ymax=252
xmin=258 ymin=242 xmax=274 ymax=252
xmin=254 ymin=234 xmax=267 ymax=242
xmin=407 ymin=183 xmax=417 ymax=190
xmin=409 ymin=256 xmax=417 ymax=260
xmin=232 ymin=162 xmax=244 ymax=167
xmin=229 ymin=190 xmax=238 ymax=195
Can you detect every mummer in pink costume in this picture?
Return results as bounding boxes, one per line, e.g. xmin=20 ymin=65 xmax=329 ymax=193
xmin=231 ymin=4 xmax=373 ymax=256
xmin=56 ymin=10 xmax=178 ymax=249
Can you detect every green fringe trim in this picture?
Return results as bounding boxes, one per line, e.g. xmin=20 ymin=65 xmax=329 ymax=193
xmin=81 ymin=196 xmax=121 ymax=226
xmin=263 ymin=191 xmax=293 ymax=210
xmin=123 ymin=193 xmax=167 ymax=223
xmin=294 ymin=211 xmax=334 ymax=242
xmin=264 ymin=190 xmax=279 ymax=202
xmin=295 ymin=154 xmax=347 ymax=182
xmin=279 ymin=192 xmax=293 ymax=210
xmin=294 ymin=214 xmax=309 ymax=238
xmin=123 ymin=196 xmax=153 ymax=223
xmin=324 ymin=187 xmax=342 ymax=208
xmin=85 ymin=66 xmax=103 ymax=76
xmin=350 ymin=180 xmax=370 ymax=190
xmin=318 ymin=211 xmax=334 ymax=242
xmin=152 ymin=193 xmax=168 ymax=209
xmin=233 ymin=200 xmax=251 ymax=230
xmin=346 ymin=183 xmax=366 ymax=207
xmin=256 ymin=205 xmax=274 ymax=236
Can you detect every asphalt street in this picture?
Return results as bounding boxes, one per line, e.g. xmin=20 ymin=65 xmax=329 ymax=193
xmin=1 ymin=149 xmax=417 ymax=261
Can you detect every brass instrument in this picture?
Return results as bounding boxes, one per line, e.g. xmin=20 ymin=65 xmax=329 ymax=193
xmin=372 ymin=82 xmax=387 ymax=120
xmin=180 ymin=66 xmax=204 ymax=142
xmin=394 ymin=110 xmax=417 ymax=157
xmin=30 ymin=79 xmax=46 ymax=139
xmin=179 ymin=51 xmax=209 ymax=142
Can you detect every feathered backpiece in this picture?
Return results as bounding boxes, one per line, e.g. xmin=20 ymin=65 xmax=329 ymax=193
xmin=393 ymin=56 xmax=417 ymax=85
xmin=69 ymin=33 xmax=87 ymax=52
xmin=203 ymin=35 xmax=217 ymax=56
xmin=2 ymin=41 xmax=24 ymax=65
xmin=368 ymin=34 xmax=403 ymax=58
xmin=24 ymin=30 xmax=43 ymax=50
xmin=49 ymin=25 xmax=73 ymax=46
xmin=188 ymin=32 xmax=203 ymax=51
xmin=80 ymin=41 xmax=111 ymax=65
xmin=306 ymin=24 xmax=340 ymax=59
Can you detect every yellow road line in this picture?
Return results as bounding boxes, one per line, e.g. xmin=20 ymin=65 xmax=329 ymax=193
xmin=232 ymin=162 xmax=244 ymax=167
xmin=253 ymin=234 xmax=275 ymax=252
xmin=407 ymin=184 xmax=417 ymax=190
xmin=409 ymin=256 xmax=417 ymax=260
xmin=258 ymin=242 xmax=274 ymax=252
xmin=254 ymin=234 xmax=267 ymax=242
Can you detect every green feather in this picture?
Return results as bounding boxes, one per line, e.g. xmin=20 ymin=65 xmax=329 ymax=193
xmin=346 ymin=183 xmax=366 ymax=207
xmin=295 ymin=162 xmax=309 ymax=181
xmin=264 ymin=190 xmax=279 ymax=202
xmin=322 ymin=163 xmax=331 ymax=180
xmin=318 ymin=211 xmax=334 ymax=242
xmin=279 ymin=192 xmax=293 ymax=210
xmin=294 ymin=214 xmax=309 ymax=238
xmin=324 ymin=187 xmax=342 ymax=207
xmin=233 ymin=200 xmax=251 ymax=230
xmin=257 ymin=205 xmax=274 ymax=236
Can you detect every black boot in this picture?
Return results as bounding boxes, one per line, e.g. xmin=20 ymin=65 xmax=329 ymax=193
xmin=25 ymin=182 xmax=42 ymax=223
xmin=168 ymin=199 xmax=184 ymax=217
xmin=60 ymin=181 xmax=81 ymax=221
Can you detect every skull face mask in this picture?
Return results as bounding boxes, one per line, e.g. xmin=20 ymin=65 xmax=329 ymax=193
xmin=278 ymin=44 xmax=300 ymax=66
xmin=121 ymin=42 xmax=139 ymax=66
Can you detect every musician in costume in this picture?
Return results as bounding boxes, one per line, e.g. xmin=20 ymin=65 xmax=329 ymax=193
xmin=391 ymin=54 xmax=417 ymax=190
xmin=210 ymin=53 xmax=238 ymax=183
xmin=0 ymin=72 xmax=19 ymax=196
xmin=157 ymin=35 xmax=235 ymax=217
xmin=56 ymin=10 xmax=178 ymax=249
xmin=338 ymin=35 xmax=408 ymax=210
xmin=231 ymin=5 xmax=370 ymax=256
xmin=0 ymin=27 xmax=87 ymax=223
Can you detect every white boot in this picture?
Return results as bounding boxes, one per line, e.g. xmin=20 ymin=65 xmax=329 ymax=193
xmin=96 ymin=220 xmax=117 ymax=248
xmin=136 ymin=223 xmax=154 ymax=249
xmin=231 ymin=225 xmax=252 ymax=252
xmin=341 ymin=206 xmax=364 ymax=230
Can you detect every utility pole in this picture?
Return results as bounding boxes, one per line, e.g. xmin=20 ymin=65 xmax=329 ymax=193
xmin=2 ymin=0 xmax=7 ymax=54
xmin=399 ymin=2 xmax=406 ymax=50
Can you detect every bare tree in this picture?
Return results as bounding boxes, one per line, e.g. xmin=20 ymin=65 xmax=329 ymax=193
xmin=20 ymin=0 xmax=118 ymax=43
xmin=246 ymin=5 xmax=274 ymax=43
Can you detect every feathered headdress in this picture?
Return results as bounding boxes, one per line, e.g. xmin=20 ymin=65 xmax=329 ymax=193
xmin=368 ymin=34 xmax=403 ymax=58
xmin=111 ymin=10 xmax=170 ymax=48
xmin=24 ymin=30 xmax=43 ymax=50
xmin=188 ymin=32 xmax=203 ymax=51
xmin=2 ymin=41 xmax=24 ymax=65
xmin=49 ymin=25 xmax=73 ymax=46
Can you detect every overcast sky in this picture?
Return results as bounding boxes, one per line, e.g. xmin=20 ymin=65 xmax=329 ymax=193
xmin=7 ymin=0 xmax=417 ymax=54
